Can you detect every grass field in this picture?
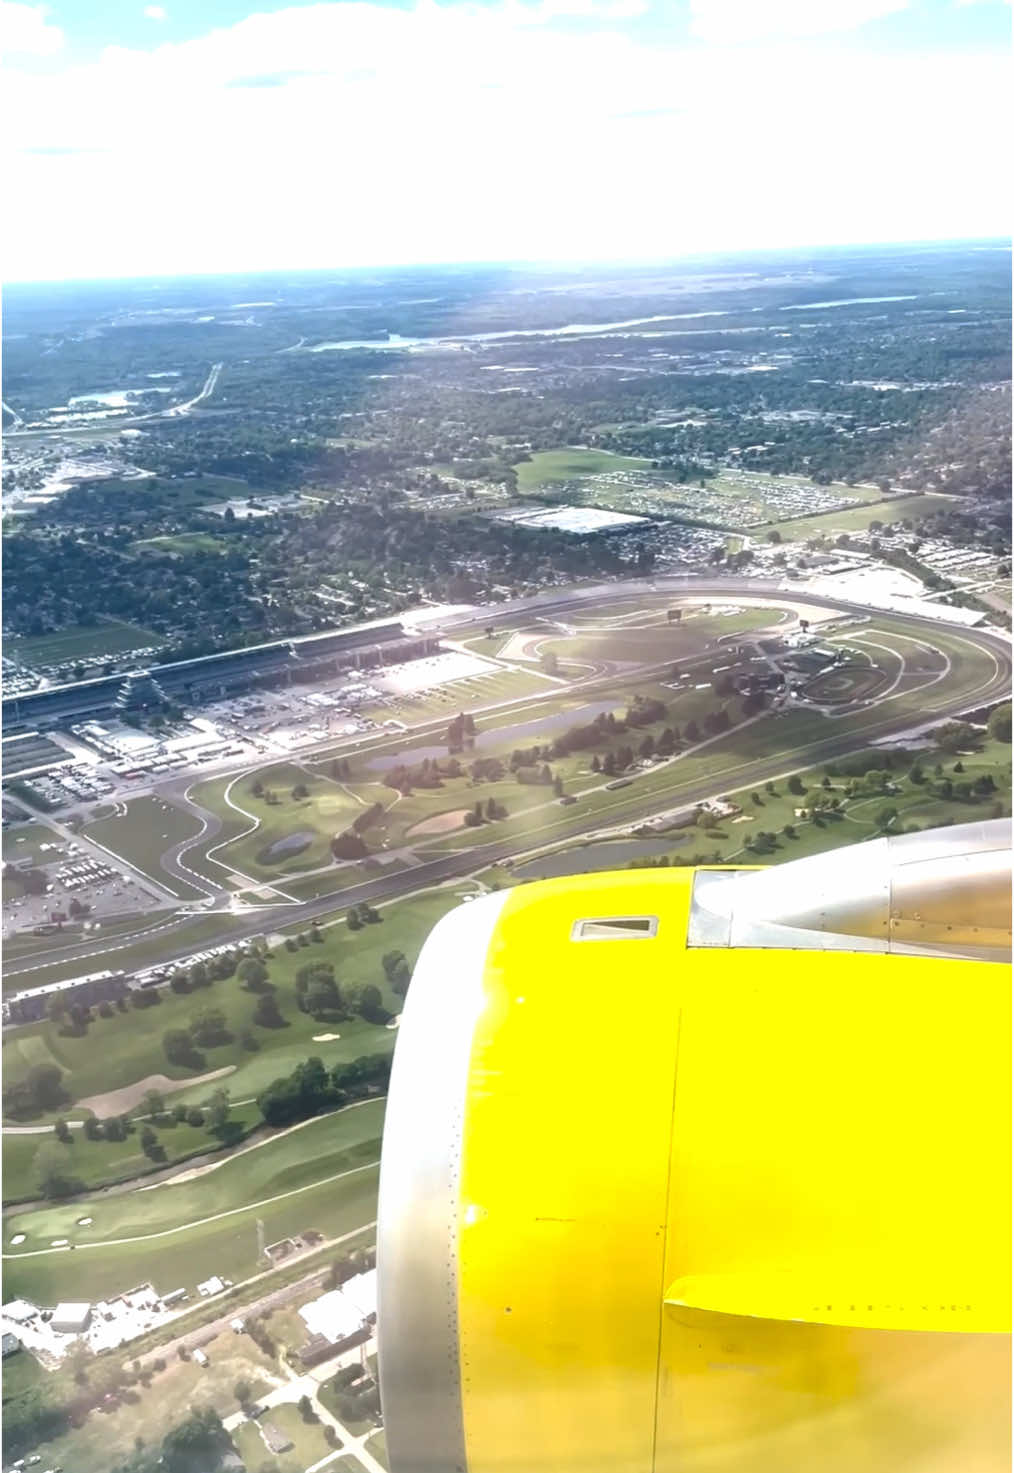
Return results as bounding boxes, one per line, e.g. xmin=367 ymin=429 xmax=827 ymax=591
xmin=2 ymin=890 xmax=460 ymax=1113
xmin=3 ymin=1104 xmax=385 ymax=1303
xmin=233 ymin=1403 xmax=334 ymax=1472
xmin=512 ymin=455 xmax=886 ymax=530
xmin=757 ymin=492 xmax=955 ymax=541
xmin=513 ymin=446 xmax=651 ymax=491
xmin=2 ymin=1102 xmax=265 ymax=1203
xmin=20 ymin=1327 xmax=279 ymax=1473
xmin=83 ymin=795 xmax=207 ymax=899
xmin=510 ymin=738 xmax=1010 ymax=880
xmin=6 ymin=619 xmax=158 ymax=667
xmin=195 ymin=762 xmax=365 ymax=879
xmin=133 ymin=532 xmax=228 ymax=555
xmin=1 ymin=821 xmax=63 ymax=867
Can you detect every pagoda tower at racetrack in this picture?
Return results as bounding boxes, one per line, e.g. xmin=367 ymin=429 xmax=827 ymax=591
xmin=115 ymin=668 xmax=169 ymax=714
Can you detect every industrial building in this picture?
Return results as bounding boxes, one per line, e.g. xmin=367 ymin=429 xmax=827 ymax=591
xmin=2 ymin=969 xmax=128 ymax=1026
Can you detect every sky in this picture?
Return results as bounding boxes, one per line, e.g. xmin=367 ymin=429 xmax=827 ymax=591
xmin=1 ymin=0 xmax=1010 ymax=281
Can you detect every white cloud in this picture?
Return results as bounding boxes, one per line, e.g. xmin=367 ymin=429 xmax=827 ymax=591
xmin=1 ymin=0 xmax=1007 ymax=279
xmin=143 ymin=4 xmax=167 ymax=19
xmin=690 ymin=0 xmax=908 ymax=42
xmin=0 ymin=1 xmax=63 ymax=57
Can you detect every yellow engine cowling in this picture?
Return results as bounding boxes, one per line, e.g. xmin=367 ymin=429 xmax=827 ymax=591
xmin=377 ymin=820 xmax=1012 ymax=1473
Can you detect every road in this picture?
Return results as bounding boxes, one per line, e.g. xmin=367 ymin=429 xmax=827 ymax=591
xmin=162 ymin=360 xmax=222 ymax=417
xmin=5 ymin=578 xmax=1009 ymax=982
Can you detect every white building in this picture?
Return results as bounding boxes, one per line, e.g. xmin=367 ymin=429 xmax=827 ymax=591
xmin=51 ymin=1302 xmax=91 ymax=1334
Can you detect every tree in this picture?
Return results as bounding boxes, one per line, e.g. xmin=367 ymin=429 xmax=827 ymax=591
xmin=383 ymin=950 xmax=412 ymax=997
xmin=141 ymin=1088 xmax=165 ymax=1119
xmin=163 ymin=1027 xmax=202 ymax=1067
xmin=988 ymin=702 xmax=1012 ymax=743
xmin=766 ymin=529 xmax=782 ymax=543
xmin=190 ymin=1008 xmax=230 ymax=1048
xmin=552 ymin=774 xmax=564 ymax=797
xmin=787 ymin=774 xmax=805 ymax=796
xmin=187 ymin=1107 xmax=205 ymax=1128
xmin=53 ymin=1118 xmax=72 ymax=1143
xmin=254 ymin=992 xmax=285 ymax=1028
xmin=84 ymin=1115 xmax=102 ymax=1140
xmin=292 ymin=782 xmax=309 ymax=800
xmin=140 ymin=1125 xmax=161 ymax=1160
xmin=161 ymin=1407 xmax=231 ymax=1473
xmin=298 ymin=1394 xmax=317 ymax=1423
xmin=238 ymin=957 xmax=269 ymax=991
xmin=207 ymin=1088 xmax=231 ymax=1132
xmin=666 ymin=608 xmax=682 ymax=624
xmin=782 ymin=823 xmax=797 ymax=838
xmin=347 ymin=906 xmax=363 ymax=931
xmin=349 ymin=982 xmax=386 ymax=1023
xmin=34 ymin=1142 xmax=84 ymax=1199
xmin=685 ymin=719 xmax=700 ymax=743
xmin=234 ymin=1379 xmax=251 ymax=1406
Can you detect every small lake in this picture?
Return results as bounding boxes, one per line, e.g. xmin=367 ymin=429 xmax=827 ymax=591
xmin=307 ymin=312 xmax=733 ymax=353
xmin=367 ymin=701 xmax=620 ymax=772
xmin=259 ymin=829 xmax=316 ymax=861
xmin=513 ymin=835 xmax=687 ymax=879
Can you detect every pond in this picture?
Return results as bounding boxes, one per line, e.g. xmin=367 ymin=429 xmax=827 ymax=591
xmin=258 ymin=829 xmax=316 ymax=862
xmin=367 ymin=701 xmax=620 ymax=772
xmin=513 ymin=834 xmax=688 ymax=879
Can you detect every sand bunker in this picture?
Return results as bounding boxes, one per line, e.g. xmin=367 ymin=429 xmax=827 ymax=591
xmin=51 ymin=1239 xmax=68 ymax=1247
xmin=78 ymin=1066 xmax=235 ymax=1120
xmin=77 ymin=1217 xmax=93 ymax=1227
xmin=312 ymin=1033 xmax=342 ymax=1042
xmin=406 ymin=809 xmax=469 ymax=837
xmin=10 ymin=1234 xmax=25 ymax=1246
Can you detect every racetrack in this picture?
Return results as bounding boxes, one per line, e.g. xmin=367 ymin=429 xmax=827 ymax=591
xmin=6 ymin=577 xmax=1009 ymax=984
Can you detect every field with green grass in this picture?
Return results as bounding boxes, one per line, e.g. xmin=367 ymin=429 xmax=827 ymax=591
xmin=758 ymin=492 xmax=955 ymax=541
xmin=511 ymin=456 xmax=889 ymax=530
xmin=510 ymin=737 xmax=1010 ymax=880
xmin=513 ymin=446 xmax=651 ymax=491
xmin=2 ymin=1101 xmax=265 ymax=1203
xmin=2 ymin=821 xmax=63 ymax=867
xmin=233 ymin=1403 xmax=335 ymax=1472
xmin=3 ymin=1104 xmax=385 ymax=1303
xmin=2 ymin=890 xmax=460 ymax=1116
xmin=18 ymin=1327 xmax=279 ymax=1473
xmin=133 ymin=531 xmax=228 ymax=555
xmin=6 ymin=619 xmax=158 ymax=667
xmin=83 ymin=795 xmax=207 ymax=899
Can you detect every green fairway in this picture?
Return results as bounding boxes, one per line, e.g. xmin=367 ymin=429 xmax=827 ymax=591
xmin=3 ymin=1104 xmax=385 ymax=1303
xmin=6 ymin=619 xmax=158 ymax=667
xmin=2 ymin=1103 xmax=263 ymax=1203
xmin=2 ymin=890 xmax=460 ymax=1110
xmin=513 ymin=446 xmax=650 ymax=490
xmin=83 ymin=796 xmax=207 ymax=899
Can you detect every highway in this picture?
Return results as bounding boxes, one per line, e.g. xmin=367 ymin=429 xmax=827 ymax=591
xmin=5 ymin=577 xmax=1010 ymax=983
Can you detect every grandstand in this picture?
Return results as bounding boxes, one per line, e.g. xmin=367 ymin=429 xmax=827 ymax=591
xmin=1 ymin=618 xmax=439 ymax=731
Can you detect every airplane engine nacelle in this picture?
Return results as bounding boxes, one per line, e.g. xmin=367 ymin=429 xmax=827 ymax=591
xmin=378 ymin=820 xmax=1012 ymax=1473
